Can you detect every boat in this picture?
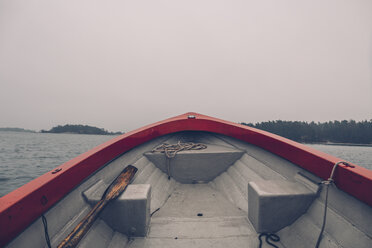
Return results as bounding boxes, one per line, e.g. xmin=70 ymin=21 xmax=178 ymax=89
xmin=1 ymin=112 xmax=371 ymax=248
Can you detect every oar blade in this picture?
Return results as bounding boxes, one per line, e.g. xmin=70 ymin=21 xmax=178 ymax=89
xmin=103 ymin=165 xmax=138 ymax=201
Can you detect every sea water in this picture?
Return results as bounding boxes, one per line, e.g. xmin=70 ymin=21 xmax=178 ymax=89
xmin=0 ymin=132 xmax=371 ymax=197
xmin=0 ymin=132 xmax=113 ymax=197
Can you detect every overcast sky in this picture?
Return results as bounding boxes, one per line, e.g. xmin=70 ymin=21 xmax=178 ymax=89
xmin=0 ymin=0 xmax=371 ymax=132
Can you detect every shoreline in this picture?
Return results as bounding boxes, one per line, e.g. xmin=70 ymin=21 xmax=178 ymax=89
xmin=40 ymin=132 xmax=120 ymax=136
xmin=2 ymin=130 xmax=371 ymax=146
xmin=304 ymin=142 xmax=372 ymax=147
xmin=0 ymin=130 xmax=120 ymax=136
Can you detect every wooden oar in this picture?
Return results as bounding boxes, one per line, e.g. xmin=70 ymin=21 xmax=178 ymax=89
xmin=57 ymin=165 xmax=138 ymax=248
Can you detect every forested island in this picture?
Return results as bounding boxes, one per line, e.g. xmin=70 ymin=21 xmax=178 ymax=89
xmin=241 ymin=119 xmax=372 ymax=145
xmin=41 ymin=124 xmax=123 ymax=135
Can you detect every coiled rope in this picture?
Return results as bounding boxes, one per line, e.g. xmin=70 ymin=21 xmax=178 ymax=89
xmin=152 ymin=142 xmax=207 ymax=158
xmin=315 ymin=161 xmax=354 ymax=248
xmin=152 ymin=142 xmax=207 ymax=179
xmin=258 ymin=233 xmax=280 ymax=248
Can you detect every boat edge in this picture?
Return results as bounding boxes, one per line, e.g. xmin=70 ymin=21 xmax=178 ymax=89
xmin=1 ymin=112 xmax=371 ymax=247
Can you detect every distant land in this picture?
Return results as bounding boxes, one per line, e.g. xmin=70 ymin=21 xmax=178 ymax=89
xmin=41 ymin=124 xmax=123 ymax=135
xmin=2 ymin=119 xmax=371 ymax=143
xmin=242 ymin=119 xmax=372 ymax=145
xmin=0 ymin=127 xmax=36 ymax=133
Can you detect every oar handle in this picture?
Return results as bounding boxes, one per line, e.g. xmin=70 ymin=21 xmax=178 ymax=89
xmin=57 ymin=165 xmax=137 ymax=248
xmin=57 ymin=199 xmax=105 ymax=248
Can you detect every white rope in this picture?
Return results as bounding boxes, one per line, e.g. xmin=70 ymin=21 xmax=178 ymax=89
xmin=152 ymin=142 xmax=207 ymax=179
xmin=152 ymin=142 xmax=207 ymax=158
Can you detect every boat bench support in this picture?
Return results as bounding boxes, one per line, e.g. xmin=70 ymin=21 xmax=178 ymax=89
xmin=83 ymin=180 xmax=151 ymax=237
xmin=248 ymin=174 xmax=318 ymax=233
xmin=144 ymin=144 xmax=244 ymax=183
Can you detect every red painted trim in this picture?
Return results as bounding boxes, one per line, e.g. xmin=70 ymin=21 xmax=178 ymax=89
xmin=1 ymin=112 xmax=371 ymax=246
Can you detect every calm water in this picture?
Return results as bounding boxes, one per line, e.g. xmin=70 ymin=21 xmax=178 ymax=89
xmin=0 ymin=132 xmax=371 ymax=197
xmin=306 ymin=143 xmax=372 ymax=171
xmin=0 ymin=132 xmax=114 ymax=197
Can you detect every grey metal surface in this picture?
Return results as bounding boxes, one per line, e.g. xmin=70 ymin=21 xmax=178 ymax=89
xmin=6 ymin=134 xmax=170 ymax=248
xmin=215 ymin=133 xmax=372 ymax=248
xmin=248 ymin=179 xmax=317 ymax=233
xmin=128 ymin=184 xmax=260 ymax=248
xmin=83 ymin=183 xmax=151 ymax=237
xmin=144 ymin=144 xmax=244 ymax=183
xmin=6 ymin=131 xmax=372 ymax=248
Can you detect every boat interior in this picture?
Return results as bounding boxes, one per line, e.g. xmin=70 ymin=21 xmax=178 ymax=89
xmin=7 ymin=131 xmax=372 ymax=248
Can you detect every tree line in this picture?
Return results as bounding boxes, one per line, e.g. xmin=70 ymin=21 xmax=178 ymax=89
xmin=241 ymin=120 xmax=372 ymax=144
xmin=41 ymin=124 xmax=123 ymax=135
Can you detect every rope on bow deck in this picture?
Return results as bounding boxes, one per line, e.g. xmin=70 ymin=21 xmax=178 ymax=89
xmin=152 ymin=142 xmax=207 ymax=179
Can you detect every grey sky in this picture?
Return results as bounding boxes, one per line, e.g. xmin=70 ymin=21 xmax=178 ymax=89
xmin=0 ymin=0 xmax=371 ymax=132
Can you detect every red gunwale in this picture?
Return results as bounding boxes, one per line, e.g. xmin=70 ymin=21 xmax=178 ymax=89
xmin=1 ymin=112 xmax=371 ymax=246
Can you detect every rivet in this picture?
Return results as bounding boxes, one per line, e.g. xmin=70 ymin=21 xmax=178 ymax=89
xmin=40 ymin=195 xmax=48 ymax=205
